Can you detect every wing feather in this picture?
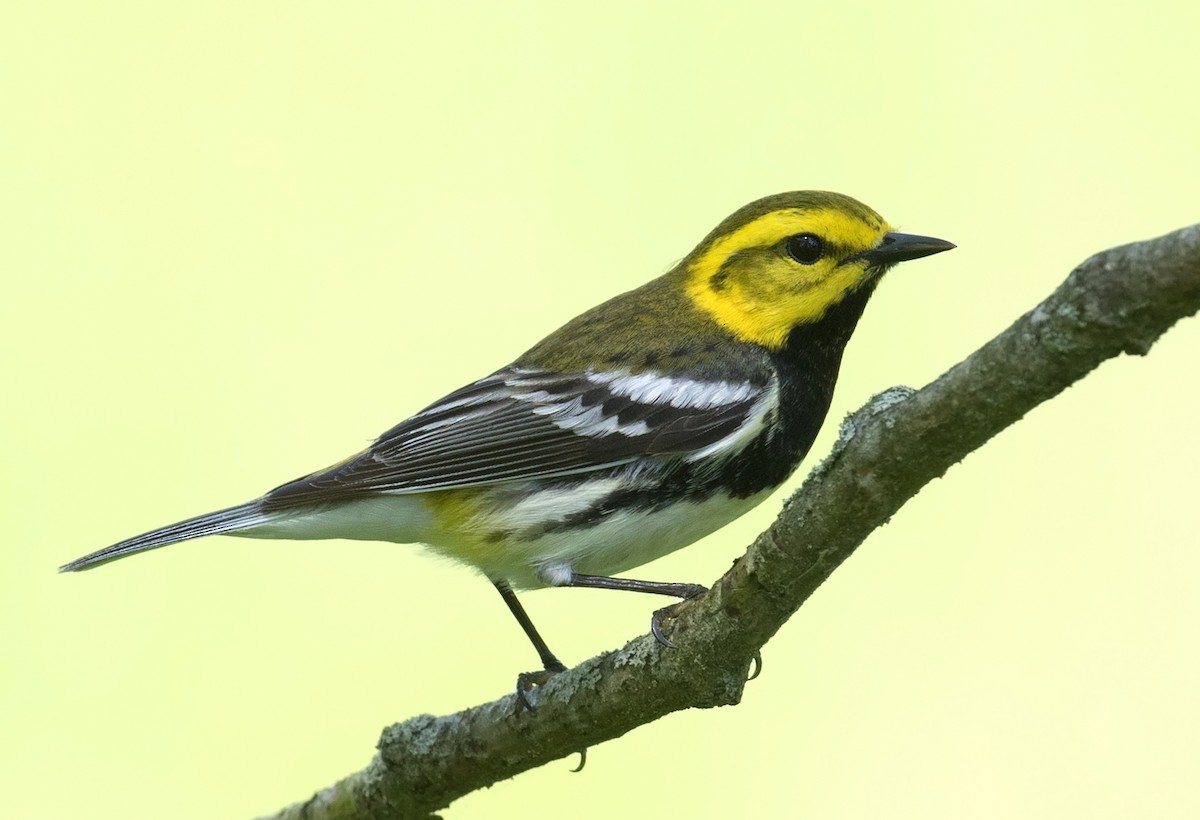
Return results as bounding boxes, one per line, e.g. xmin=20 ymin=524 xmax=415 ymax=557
xmin=262 ymin=366 xmax=774 ymax=508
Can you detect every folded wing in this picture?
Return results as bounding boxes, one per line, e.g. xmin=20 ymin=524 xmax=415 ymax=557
xmin=263 ymin=366 xmax=776 ymax=508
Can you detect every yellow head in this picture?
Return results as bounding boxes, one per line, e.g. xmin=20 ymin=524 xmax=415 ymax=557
xmin=685 ymin=191 xmax=953 ymax=349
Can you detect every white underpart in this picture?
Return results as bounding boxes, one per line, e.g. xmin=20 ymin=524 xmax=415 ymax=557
xmin=520 ymin=489 xmax=773 ymax=590
xmin=238 ymin=485 xmax=774 ymax=590
xmin=239 ymin=494 xmax=435 ymax=544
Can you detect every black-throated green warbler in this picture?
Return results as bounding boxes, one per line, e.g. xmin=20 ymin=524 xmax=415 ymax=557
xmin=62 ymin=191 xmax=953 ymax=685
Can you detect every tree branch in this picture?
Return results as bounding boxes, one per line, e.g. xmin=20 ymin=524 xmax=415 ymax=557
xmin=260 ymin=223 xmax=1200 ymax=820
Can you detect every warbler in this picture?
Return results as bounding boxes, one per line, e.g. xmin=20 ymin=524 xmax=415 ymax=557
xmin=61 ymin=191 xmax=953 ymax=687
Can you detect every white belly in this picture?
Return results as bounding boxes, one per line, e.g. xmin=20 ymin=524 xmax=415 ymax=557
xmin=421 ymin=487 xmax=772 ymax=589
xmin=239 ymin=482 xmax=771 ymax=591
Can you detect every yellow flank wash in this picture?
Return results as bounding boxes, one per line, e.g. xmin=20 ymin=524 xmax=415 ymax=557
xmin=420 ymin=486 xmax=494 ymax=561
xmin=423 ymin=486 xmax=483 ymax=529
xmin=686 ymin=207 xmax=891 ymax=349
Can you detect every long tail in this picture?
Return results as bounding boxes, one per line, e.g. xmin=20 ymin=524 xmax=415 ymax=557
xmin=59 ymin=501 xmax=271 ymax=572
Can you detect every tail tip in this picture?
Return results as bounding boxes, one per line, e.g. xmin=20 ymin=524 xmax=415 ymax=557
xmin=59 ymin=556 xmax=95 ymax=573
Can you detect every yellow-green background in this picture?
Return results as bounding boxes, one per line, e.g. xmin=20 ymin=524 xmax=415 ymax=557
xmin=3 ymin=2 xmax=1197 ymax=817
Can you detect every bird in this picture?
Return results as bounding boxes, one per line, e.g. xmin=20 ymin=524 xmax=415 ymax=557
xmin=61 ymin=191 xmax=954 ymax=695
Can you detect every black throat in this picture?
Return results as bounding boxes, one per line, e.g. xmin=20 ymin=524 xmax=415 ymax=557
xmin=720 ymin=280 xmax=880 ymax=497
xmin=775 ymin=279 xmax=879 ymax=448
xmin=780 ymin=278 xmax=879 ymax=367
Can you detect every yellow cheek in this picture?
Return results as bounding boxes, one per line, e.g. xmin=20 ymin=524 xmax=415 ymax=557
xmin=785 ymin=262 xmax=873 ymax=322
xmin=684 ymin=206 xmax=890 ymax=349
xmin=691 ymin=261 xmax=870 ymax=348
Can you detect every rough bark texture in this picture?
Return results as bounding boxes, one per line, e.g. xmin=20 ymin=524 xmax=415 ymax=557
xmin=259 ymin=223 xmax=1200 ymax=820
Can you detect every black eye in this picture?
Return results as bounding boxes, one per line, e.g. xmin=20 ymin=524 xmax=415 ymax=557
xmin=784 ymin=233 xmax=825 ymax=265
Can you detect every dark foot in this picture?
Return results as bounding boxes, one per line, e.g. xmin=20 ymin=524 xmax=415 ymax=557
xmin=515 ymin=660 xmax=566 ymax=713
xmin=649 ymin=585 xmax=709 ymax=648
xmin=650 ymin=602 xmax=683 ymax=648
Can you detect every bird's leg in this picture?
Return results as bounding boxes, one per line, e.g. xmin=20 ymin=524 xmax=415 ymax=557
xmin=565 ymin=574 xmax=762 ymax=678
xmin=566 ymin=573 xmax=708 ymax=648
xmin=566 ymin=574 xmax=709 ymax=600
xmin=493 ymin=580 xmax=566 ymax=711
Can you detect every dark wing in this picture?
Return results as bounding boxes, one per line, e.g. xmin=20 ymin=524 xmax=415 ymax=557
xmin=262 ymin=365 xmax=776 ymax=508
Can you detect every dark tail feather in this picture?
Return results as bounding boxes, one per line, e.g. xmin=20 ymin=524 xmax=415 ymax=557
xmin=59 ymin=501 xmax=270 ymax=572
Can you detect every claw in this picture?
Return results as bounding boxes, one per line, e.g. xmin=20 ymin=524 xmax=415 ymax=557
xmin=650 ymin=603 xmax=679 ymax=648
xmin=515 ymin=661 xmax=566 ymax=713
xmin=570 ymin=748 xmax=588 ymax=772
xmin=748 ymin=651 xmax=762 ymax=681
xmin=648 ymin=585 xmax=707 ymax=648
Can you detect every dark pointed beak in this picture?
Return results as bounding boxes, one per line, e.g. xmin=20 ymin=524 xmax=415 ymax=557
xmin=858 ymin=232 xmax=956 ymax=267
